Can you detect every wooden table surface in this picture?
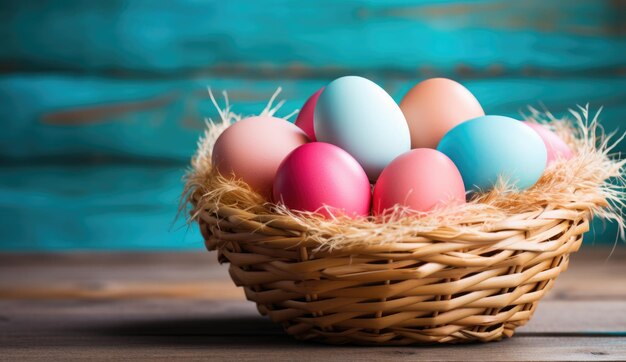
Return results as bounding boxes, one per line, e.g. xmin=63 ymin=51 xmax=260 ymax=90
xmin=1 ymin=247 xmax=625 ymax=361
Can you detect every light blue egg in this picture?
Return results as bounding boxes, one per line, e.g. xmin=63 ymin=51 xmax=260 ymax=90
xmin=437 ymin=115 xmax=547 ymax=191
xmin=314 ymin=76 xmax=411 ymax=180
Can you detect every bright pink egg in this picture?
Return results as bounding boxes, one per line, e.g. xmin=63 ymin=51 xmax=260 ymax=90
xmin=273 ymin=142 xmax=371 ymax=218
xmin=525 ymin=122 xmax=574 ymax=165
xmin=294 ymin=88 xmax=324 ymax=141
xmin=373 ymin=148 xmax=465 ymax=216
xmin=212 ymin=116 xmax=309 ymax=199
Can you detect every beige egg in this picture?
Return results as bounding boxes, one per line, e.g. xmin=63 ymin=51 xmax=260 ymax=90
xmin=211 ymin=116 xmax=309 ymax=199
xmin=400 ymin=78 xmax=485 ymax=149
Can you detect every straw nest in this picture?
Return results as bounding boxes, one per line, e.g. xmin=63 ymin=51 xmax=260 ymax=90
xmin=182 ymin=90 xmax=625 ymax=345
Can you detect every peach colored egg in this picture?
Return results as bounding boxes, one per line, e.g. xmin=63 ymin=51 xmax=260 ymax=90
xmin=295 ymin=87 xmax=324 ymax=141
xmin=400 ymin=78 xmax=484 ymax=149
xmin=525 ymin=122 xmax=574 ymax=165
xmin=373 ymin=148 xmax=465 ymax=216
xmin=273 ymin=142 xmax=371 ymax=218
xmin=212 ymin=116 xmax=309 ymax=199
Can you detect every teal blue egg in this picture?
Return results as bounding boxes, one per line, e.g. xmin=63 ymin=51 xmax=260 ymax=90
xmin=437 ymin=115 xmax=547 ymax=191
xmin=314 ymin=76 xmax=411 ymax=180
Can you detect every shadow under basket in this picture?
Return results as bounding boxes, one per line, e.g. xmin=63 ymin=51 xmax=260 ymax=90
xmin=195 ymin=202 xmax=587 ymax=345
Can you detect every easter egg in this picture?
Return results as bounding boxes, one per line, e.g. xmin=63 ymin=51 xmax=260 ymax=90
xmin=273 ymin=142 xmax=371 ymax=218
xmin=525 ymin=122 xmax=574 ymax=165
xmin=295 ymin=88 xmax=324 ymax=141
xmin=212 ymin=116 xmax=309 ymax=199
xmin=373 ymin=149 xmax=465 ymax=216
xmin=437 ymin=115 xmax=547 ymax=191
xmin=314 ymin=76 xmax=411 ymax=180
xmin=400 ymin=78 xmax=485 ymax=149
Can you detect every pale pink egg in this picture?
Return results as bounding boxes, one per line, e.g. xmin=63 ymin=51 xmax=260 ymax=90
xmin=400 ymin=78 xmax=484 ymax=149
xmin=212 ymin=116 xmax=309 ymax=199
xmin=373 ymin=148 xmax=465 ymax=216
xmin=525 ymin=122 xmax=574 ymax=165
xmin=295 ymin=88 xmax=324 ymax=141
xmin=273 ymin=142 xmax=371 ymax=218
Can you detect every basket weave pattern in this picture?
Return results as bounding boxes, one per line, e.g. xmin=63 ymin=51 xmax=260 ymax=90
xmin=197 ymin=202 xmax=588 ymax=345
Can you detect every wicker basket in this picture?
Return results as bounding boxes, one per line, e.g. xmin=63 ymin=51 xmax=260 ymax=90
xmin=195 ymin=201 xmax=587 ymax=345
xmin=186 ymin=102 xmax=622 ymax=345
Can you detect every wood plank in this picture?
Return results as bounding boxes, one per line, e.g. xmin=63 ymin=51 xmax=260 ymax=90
xmin=0 ymin=162 xmax=623 ymax=251
xmin=1 ymin=337 xmax=623 ymax=361
xmin=0 ymin=298 xmax=624 ymax=335
xmin=0 ymin=251 xmax=624 ymax=360
xmin=2 ymin=74 xmax=626 ymax=161
xmin=0 ymin=1 xmax=624 ymax=75
xmin=1 ymin=248 xmax=624 ymax=301
xmin=0 ymin=164 xmax=203 ymax=251
xmin=0 ymin=297 xmax=624 ymax=359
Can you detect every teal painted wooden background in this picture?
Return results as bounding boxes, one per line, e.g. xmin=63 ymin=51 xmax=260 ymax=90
xmin=1 ymin=0 xmax=625 ymax=250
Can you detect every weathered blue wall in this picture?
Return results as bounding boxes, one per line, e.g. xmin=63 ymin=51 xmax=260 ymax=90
xmin=0 ymin=0 xmax=624 ymax=250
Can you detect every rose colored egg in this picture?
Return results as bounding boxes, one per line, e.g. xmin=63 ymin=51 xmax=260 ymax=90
xmin=273 ymin=142 xmax=371 ymax=218
xmin=373 ymin=148 xmax=465 ymax=216
xmin=295 ymin=88 xmax=324 ymax=141
xmin=212 ymin=116 xmax=309 ymax=199
xmin=400 ymin=78 xmax=485 ymax=149
xmin=524 ymin=122 xmax=574 ymax=165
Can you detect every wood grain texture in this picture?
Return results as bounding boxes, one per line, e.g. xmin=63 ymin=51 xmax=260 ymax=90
xmin=1 ymin=0 xmax=624 ymax=75
xmin=1 ymin=248 xmax=625 ymax=302
xmin=1 ymin=336 xmax=623 ymax=362
xmin=1 ymin=0 xmax=625 ymax=251
xmin=0 ymin=162 xmax=622 ymax=251
xmin=0 ymin=164 xmax=202 ymax=251
xmin=0 ymin=249 xmax=624 ymax=361
xmin=0 ymin=163 xmax=622 ymax=251
xmin=2 ymin=75 xmax=625 ymax=160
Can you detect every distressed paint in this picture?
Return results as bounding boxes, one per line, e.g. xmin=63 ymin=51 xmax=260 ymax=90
xmin=0 ymin=0 xmax=624 ymax=250
xmin=0 ymin=164 xmax=201 ymax=250
xmin=1 ymin=74 xmax=626 ymax=159
xmin=0 ymin=1 xmax=624 ymax=74
xmin=0 ymin=162 xmax=620 ymax=251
